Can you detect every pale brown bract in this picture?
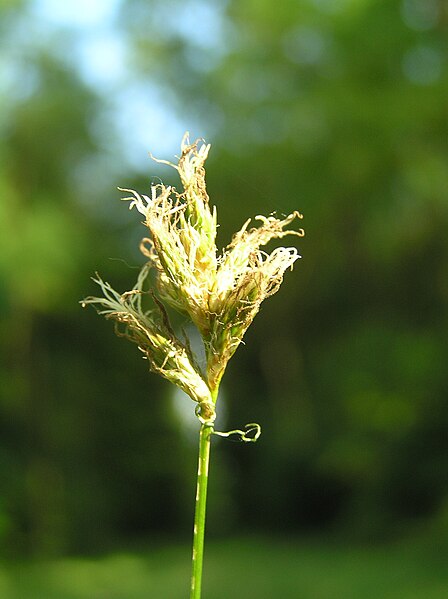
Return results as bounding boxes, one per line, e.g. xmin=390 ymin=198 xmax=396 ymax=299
xmin=83 ymin=134 xmax=304 ymax=421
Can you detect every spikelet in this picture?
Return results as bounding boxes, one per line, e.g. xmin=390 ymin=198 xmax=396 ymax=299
xmin=82 ymin=266 xmax=212 ymax=407
xmin=119 ymin=134 xmax=217 ymax=337
xmin=206 ymin=214 xmax=304 ymax=390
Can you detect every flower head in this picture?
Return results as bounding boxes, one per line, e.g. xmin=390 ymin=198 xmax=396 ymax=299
xmin=83 ymin=134 xmax=304 ymax=415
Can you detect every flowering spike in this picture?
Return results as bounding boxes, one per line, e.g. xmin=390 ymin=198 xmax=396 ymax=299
xmin=84 ymin=135 xmax=303 ymax=403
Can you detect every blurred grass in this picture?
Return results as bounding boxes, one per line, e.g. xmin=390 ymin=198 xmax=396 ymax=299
xmin=1 ymin=536 xmax=447 ymax=599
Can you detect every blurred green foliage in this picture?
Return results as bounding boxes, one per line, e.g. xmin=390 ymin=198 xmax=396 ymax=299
xmin=2 ymin=536 xmax=448 ymax=598
xmin=0 ymin=0 xmax=447 ymax=561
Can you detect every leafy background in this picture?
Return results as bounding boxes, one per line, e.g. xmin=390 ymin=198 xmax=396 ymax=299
xmin=0 ymin=0 xmax=447 ymax=596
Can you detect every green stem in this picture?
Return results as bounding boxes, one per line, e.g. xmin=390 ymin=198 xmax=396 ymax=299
xmin=190 ymin=423 xmax=213 ymax=599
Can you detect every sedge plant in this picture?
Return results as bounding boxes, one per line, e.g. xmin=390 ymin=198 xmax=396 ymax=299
xmin=82 ymin=135 xmax=304 ymax=598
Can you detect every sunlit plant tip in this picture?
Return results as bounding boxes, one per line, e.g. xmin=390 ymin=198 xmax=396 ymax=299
xmin=83 ymin=133 xmax=304 ymax=417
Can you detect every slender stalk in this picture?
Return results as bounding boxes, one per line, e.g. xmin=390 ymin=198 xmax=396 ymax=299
xmin=190 ymin=423 xmax=213 ymax=599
